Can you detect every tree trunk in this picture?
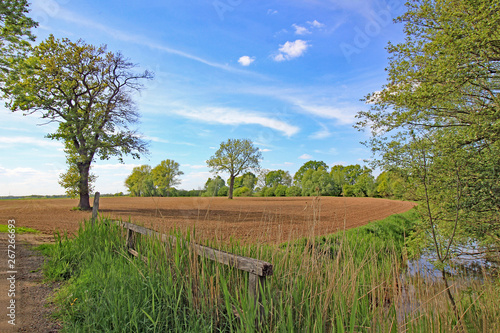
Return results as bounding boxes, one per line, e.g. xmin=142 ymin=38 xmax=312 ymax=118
xmin=228 ymin=175 xmax=235 ymax=199
xmin=78 ymin=161 xmax=92 ymax=210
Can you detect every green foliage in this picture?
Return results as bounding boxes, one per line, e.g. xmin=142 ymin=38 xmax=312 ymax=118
xmin=285 ymin=185 xmax=302 ymax=197
xmin=265 ymin=169 xmax=292 ymax=187
xmin=301 ymin=167 xmax=340 ymax=196
xmin=233 ymin=186 xmax=251 ymax=197
xmin=2 ymin=35 xmax=152 ymax=209
xmin=203 ymin=176 xmax=225 ymax=197
xmin=356 ymin=0 xmax=500 ymax=264
xmin=274 ymin=184 xmax=288 ymax=197
xmin=293 ymin=160 xmax=328 ymax=186
xmin=43 ymin=211 xmax=499 ymax=332
xmin=125 ymin=165 xmax=157 ymax=197
xmin=151 ymin=159 xmax=183 ymax=195
xmin=207 ymin=139 xmax=262 ymax=199
xmin=58 ymin=161 xmax=97 ymax=199
xmin=217 ymin=186 xmax=229 ymax=197
xmin=0 ymin=0 xmax=37 ymax=79
xmin=263 ymin=186 xmax=275 ymax=197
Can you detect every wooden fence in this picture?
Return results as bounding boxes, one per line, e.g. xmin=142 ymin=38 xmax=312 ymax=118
xmin=91 ymin=193 xmax=273 ymax=323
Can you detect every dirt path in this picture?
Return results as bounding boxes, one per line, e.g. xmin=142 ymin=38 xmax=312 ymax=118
xmin=0 ymin=233 xmax=61 ymax=332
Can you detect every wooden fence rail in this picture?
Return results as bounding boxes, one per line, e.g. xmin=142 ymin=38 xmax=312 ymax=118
xmin=91 ymin=193 xmax=273 ymax=323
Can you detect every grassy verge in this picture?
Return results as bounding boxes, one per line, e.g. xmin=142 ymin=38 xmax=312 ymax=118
xmin=0 ymin=224 xmax=39 ymax=234
xmin=42 ymin=209 xmax=499 ymax=332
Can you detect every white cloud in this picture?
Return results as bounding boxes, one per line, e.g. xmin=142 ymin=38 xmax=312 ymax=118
xmin=273 ymin=40 xmax=310 ymax=62
xmin=238 ymin=56 xmax=255 ymax=66
xmin=182 ymin=164 xmax=207 ymax=169
xmin=307 ymin=20 xmax=325 ymax=28
xmin=259 ymin=148 xmax=272 ymax=152
xmin=299 ymin=154 xmax=312 ymax=160
xmin=267 ymin=9 xmax=278 ymax=15
xmin=0 ymin=136 xmax=63 ymax=149
xmin=309 ymin=124 xmax=332 ymax=139
xmin=292 ymin=24 xmax=310 ymax=35
xmin=172 ymin=106 xmax=300 ymax=137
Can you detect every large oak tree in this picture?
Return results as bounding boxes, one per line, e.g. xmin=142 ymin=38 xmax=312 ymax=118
xmin=3 ymin=35 xmax=152 ymax=209
xmin=0 ymin=0 xmax=37 ymax=77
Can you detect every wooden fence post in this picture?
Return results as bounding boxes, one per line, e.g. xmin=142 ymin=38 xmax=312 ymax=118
xmin=249 ymin=273 xmax=267 ymax=326
xmin=91 ymin=192 xmax=100 ymax=226
xmin=126 ymin=228 xmax=135 ymax=250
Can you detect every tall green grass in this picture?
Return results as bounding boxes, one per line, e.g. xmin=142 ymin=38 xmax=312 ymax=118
xmin=42 ymin=209 xmax=500 ymax=332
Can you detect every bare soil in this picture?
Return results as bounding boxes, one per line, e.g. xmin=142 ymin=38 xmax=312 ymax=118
xmin=0 ymin=196 xmax=416 ymax=244
xmin=0 ymin=196 xmax=416 ymax=332
xmin=0 ymin=233 xmax=61 ymax=332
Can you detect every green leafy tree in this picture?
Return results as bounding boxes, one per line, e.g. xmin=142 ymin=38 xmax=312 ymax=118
xmin=2 ymin=36 xmax=152 ymax=209
xmin=301 ymin=167 xmax=339 ymax=196
xmin=203 ymin=176 xmax=225 ymax=197
xmin=234 ymin=186 xmax=252 ymax=197
xmin=293 ymin=160 xmax=328 ymax=186
xmin=151 ymin=159 xmax=183 ymax=196
xmin=356 ymin=0 xmax=500 ymax=311
xmin=206 ymin=139 xmax=262 ymax=199
xmin=59 ymin=163 xmax=97 ymax=199
xmin=125 ymin=165 xmax=156 ymax=197
xmin=265 ymin=169 xmax=292 ymax=187
xmin=286 ymin=186 xmax=302 ymax=197
xmin=230 ymin=172 xmax=257 ymax=191
xmin=0 ymin=0 xmax=37 ymax=79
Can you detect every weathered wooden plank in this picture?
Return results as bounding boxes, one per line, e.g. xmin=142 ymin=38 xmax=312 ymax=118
xmin=112 ymin=220 xmax=273 ymax=277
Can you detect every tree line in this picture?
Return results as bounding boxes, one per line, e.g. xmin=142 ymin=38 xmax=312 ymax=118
xmin=124 ymin=156 xmax=405 ymax=199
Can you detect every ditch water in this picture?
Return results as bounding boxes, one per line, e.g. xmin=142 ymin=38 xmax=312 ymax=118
xmin=406 ymin=242 xmax=499 ymax=281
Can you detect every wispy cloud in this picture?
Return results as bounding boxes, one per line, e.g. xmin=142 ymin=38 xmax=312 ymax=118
xmin=307 ymin=20 xmax=325 ymax=28
xmin=292 ymin=24 xmax=311 ymax=35
xmin=238 ymin=56 xmax=255 ymax=66
xmin=0 ymin=136 xmax=63 ymax=149
xmin=309 ymin=123 xmax=332 ymax=139
xmin=267 ymin=9 xmax=278 ymax=15
xmin=171 ymin=106 xmax=300 ymax=137
xmin=259 ymin=148 xmax=272 ymax=152
xmin=273 ymin=40 xmax=310 ymax=62
xmin=49 ymin=6 xmax=264 ymax=77
xmin=299 ymin=154 xmax=312 ymax=160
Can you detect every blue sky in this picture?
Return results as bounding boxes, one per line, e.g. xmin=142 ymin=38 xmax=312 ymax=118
xmin=0 ymin=0 xmax=407 ymax=196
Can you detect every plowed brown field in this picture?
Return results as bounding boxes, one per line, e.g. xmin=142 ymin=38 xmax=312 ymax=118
xmin=0 ymin=196 xmax=416 ymax=244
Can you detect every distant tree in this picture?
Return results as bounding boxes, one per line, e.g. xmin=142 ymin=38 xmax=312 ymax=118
xmin=207 ymin=139 xmax=262 ymax=199
xmin=125 ymin=165 xmax=156 ymax=197
xmin=0 ymin=0 xmax=37 ymax=79
xmin=265 ymin=169 xmax=292 ymax=187
xmin=218 ymin=186 xmax=229 ymax=197
xmin=301 ymin=167 xmax=339 ymax=196
xmin=234 ymin=186 xmax=252 ymax=197
xmin=286 ymin=186 xmax=302 ymax=197
xmin=203 ymin=176 xmax=225 ymax=197
xmin=293 ymin=160 xmax=328 ymax=186
xmin=274 ymin=184 xmax=288 ymax=197
xmin=230 ymin=172 xmax=257 ymax=191
xmin=151 ymin=159 xmax=183 ymax=196
xmin=2 ymin=36 xmax=152 ymax=209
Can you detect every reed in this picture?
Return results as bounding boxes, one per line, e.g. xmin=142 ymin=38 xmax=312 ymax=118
xmin=41 ymin=208 xmax=499 ymax=332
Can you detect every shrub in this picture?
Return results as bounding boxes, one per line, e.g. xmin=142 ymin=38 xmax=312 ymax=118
xmin=234 ymin=186 xmax=251 ymax=197
xmin=286 ymin=186 xmax=302 ymax=197
xmin=274 ymin=185 xmax=287 ymax=197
